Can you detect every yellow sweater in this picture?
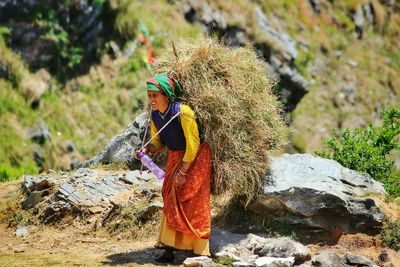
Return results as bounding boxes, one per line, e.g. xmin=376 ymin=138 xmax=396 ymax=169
xmin=150 ymin=104 xmax=200 ymax=162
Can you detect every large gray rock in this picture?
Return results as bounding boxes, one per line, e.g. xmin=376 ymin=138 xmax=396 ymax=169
xmin=21 ymin=168 xmax=162 ymax=224
xmin=312 ymin=251 xmax=379 ymax=267
xmin=76 ymin=112 xmax=149 ymax=168
xmin=210 ymin=229 xmax=310 ymax=264
xmin=249 ymin=154 xmax=386 ymax=241
xmin=254 ymin=6 xmax=297 ymax=61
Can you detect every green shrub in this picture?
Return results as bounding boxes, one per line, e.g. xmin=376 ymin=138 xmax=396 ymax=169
xmin=318 ymin=107 xmax=400 ymax=197
xmin=215 ymin=255 xmax=236 ymax=265
xmin=0 ymin=162 xmax=38 ymax=182
xmin=381 ymin=221 xmax=400 ymax=251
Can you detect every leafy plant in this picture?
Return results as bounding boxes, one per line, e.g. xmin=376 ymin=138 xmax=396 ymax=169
xmin=263 ymin=217 xmax=299 ymax=240
xmin=0 ymin=162 xmax=39 ymax=182
xmin=35 ymin=9 xmax=83 ymax=69
xmin=215 ymin=255 xmax=236 ymax=265
xmin=0 ymin=26 xmax=11 ymax=38
xmin=381 ymin=221 xmax=400 ymax=251
xmin=318 ymin=107 xmax=400 ymax=197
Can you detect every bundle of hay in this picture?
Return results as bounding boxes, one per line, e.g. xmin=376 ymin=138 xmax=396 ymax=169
xmin=154 ymin=37 xmax=286 ymax=201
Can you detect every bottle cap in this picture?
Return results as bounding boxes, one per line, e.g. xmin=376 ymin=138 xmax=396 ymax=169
xmin=137 ymin=151 xmax=144 ymax=158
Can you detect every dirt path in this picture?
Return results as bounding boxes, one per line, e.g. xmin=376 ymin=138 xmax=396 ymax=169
xmin=0 ymin=223 xmax=197 ymax=267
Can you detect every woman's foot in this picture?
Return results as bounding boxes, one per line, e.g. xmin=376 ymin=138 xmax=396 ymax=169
xmin=154 ymin=248 xmax=174 ymax=263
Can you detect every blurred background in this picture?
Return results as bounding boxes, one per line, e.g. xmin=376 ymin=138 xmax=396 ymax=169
xmin=0 ymin=0 xmax=399 ymax=181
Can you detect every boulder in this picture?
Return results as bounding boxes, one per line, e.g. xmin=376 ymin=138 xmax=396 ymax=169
xmin=27 ymin=118 xmax=52 ymax=145
xmin=76 ymin=112 xmax=149 ymax=168
xmin=249 ymin=154 xmax=386 ymax=242
xmin=210 ymin=229 xmax=310 ymax=264
xmin=21 ymin=168 xmax=162 ymax=224
xmin=312 ymin=251 xmax=379 ymax=267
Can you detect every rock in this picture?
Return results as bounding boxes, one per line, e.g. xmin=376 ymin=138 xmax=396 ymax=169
xmin=20 ymin=69 xmax=51 ymax=107
xmin=27 ymin=167 xmax=165 ymax=223
xmin=0 ymin=62 xmax=7 ymax=78
xmin=249 ymin=154 xmax=385 ymax=242
xmin=120 ymin=171 xmax=145 ymax=185
xmin=344 ymin=253 xmax=378 ymax=267
xmin=66 ymin=140 xmax=75 ymax=152
xmin=255 ymin=256 xmax=295 ymax=267
xmin=183 ymin=256 xmax=214 ymax=267
xmin=309 ymin=0 xmax=321 ymax=14
xmin=232 ymin=262 xmax=255 ymax=267
xmin=354 ymin=5 xmax=365 ymax=39
xmin=346 ymin=59 xmax=358 ymax=67
xmin=254 ymin=6 xmax=297 ymax=61
xmin=211 ymin=229 xmax=310 ymax=264
xmin=378 ymin=250 xmax=389 ymax=263
xmin=137 ymin=201 xmax=163 ymax=223
xmin=312 ymin=252 xmax=347 ymax=267
xmin=21 ymin=176 xmax=54 ymax=193
xmin=33 ymin=145 xmax=45 ymax=168
xmin=77 ymin=112 xmax=149 ymax=168
xmin=245 ymin=235 xmax=310 ymax=261
xmin=13 ymin=247 xmax=25 ymax=253
xmin=41 ymin=200 xmax=72 ymax=223
xmin=15 ymin=226 xmax=28 ymax=237
xmin=21 ymin=190 xmax=50 ymax=209
xmin=27 ymin=118 xmax=51 ymax=145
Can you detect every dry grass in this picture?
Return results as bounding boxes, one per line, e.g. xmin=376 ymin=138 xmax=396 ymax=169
xmin=371 ymin=0 xmax=386 ymax=31
xmin=153 ymin=37 xmax=286 ymax=202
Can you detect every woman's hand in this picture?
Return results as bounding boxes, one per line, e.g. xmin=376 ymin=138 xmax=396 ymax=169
xmin=174 ymin=169 xmax=187 ymax=186
xmin=133 ymin=144 xmax=155 ymax=159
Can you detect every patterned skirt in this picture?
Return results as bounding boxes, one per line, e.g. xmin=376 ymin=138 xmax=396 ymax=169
xmin=155 ymin=143 xmax=212 ymax=255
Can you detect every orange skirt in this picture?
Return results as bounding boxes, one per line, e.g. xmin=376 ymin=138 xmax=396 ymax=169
xmin=156 ymin=143 xmax=212 ymax=255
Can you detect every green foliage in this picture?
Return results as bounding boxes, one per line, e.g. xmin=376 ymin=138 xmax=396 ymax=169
xmin=0 ymin=162 xmax=38 ymax=182
xmin=262 ymin=217 xmax=299 ymax=240
xmin=381 ymin=221 xmax=400 ymax=251
xmin=0 ymin=26 xmax=11 ymax=38
xmin=35 ymin=9 xmax=83 ymax=69
xmin=318 ymin=107 xmax=400 ymax=197
xmin=294 ymin=49 xmax=316 ymax=79
xmin=215 ymin=256 xmax=236 ymax=265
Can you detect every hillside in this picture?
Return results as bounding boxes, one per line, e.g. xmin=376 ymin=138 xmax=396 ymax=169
xmin=0 ymin=0 xmax=399 ymax=179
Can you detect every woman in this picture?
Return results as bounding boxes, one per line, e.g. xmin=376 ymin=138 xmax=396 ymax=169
xmin=141 ymin=73 xmax=212 ymax=263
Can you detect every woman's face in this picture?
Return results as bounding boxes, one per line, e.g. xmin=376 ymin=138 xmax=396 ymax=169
xmin=147 ymin=90 xmax=169 ymax=112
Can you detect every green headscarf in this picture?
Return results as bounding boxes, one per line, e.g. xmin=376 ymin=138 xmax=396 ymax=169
xmin=146 ymin=73 xmax=183 ymax=102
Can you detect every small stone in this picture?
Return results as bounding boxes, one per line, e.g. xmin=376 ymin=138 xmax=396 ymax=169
xmin=232 ymin=262 xmax=255 ymax=267
xmin=183 ymin=256 xmax=213 ymax=267
xmin=255 ymin=256 xmax=295 ymax=267
xmin=14 ymin=247 xmax=25 ymax=253
xmin=379 ymin=250 xmax=389 ymax=263
xmin=15 ymin=226 xmax=29 ymax=237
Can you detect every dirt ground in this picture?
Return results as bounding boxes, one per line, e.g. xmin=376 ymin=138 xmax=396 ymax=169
xmin=0 ymin=222 xmax=187 ymax=267
xmin=1 ymin=181 xmax=399 ymax=267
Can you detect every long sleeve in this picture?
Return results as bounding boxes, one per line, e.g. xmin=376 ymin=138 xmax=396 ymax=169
xmin=150 ymin=120 xmax=166 ymax=152
xmin=180 ymin=104 xmax=200 ymax=162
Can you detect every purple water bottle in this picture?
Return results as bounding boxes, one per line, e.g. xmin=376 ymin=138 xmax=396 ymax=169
xmin=137 ymin=151 xmax=165 ymax=180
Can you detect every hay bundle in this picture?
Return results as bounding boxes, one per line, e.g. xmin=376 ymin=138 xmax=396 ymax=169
xmin=154 ymin=37 xmax=286 ymax=200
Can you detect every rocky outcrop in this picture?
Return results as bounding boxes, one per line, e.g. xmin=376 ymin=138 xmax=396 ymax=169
xmin=0 ymin=0 xmax=112 ymax=74
xmin=248 ymin=154 xmax=386 ymax=242
xmin=21 ymin=168 xmax=162 ymax=224
xmin=75 ymin=112 xmax=149 ymax=169
xmin=211 ymin=229 xmax=310 ymax=264
xmin=312 ymin=251 xmax=379 ymax=267
xmin=182 ymin=1 xmax=309 ymax=112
